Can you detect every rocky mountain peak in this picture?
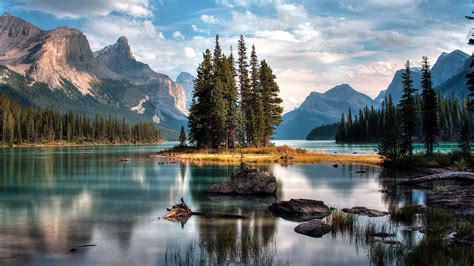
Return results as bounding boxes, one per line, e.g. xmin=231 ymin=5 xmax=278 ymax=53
xmin=0 ymin=12 xmax=42 ymax=38
xmin=95 ymin=36 xmax=135 ymax=62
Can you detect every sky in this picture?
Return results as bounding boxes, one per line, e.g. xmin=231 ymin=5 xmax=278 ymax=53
xmin=1 ymin=0 xmax=471 ymax=111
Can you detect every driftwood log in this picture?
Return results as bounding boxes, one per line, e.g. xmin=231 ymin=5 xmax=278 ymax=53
xmin=163 ymin=198 xmax=247 ymax=221
xmin=399 ymin=171 xmax=474 ymax=185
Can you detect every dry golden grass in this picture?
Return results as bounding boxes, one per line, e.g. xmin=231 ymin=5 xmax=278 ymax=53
xmin=155 ymin=145 xmax=381 ymax=165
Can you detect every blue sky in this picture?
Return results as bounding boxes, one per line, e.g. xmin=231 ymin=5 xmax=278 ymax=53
xmin=1 ymin=0 xmax=471 ymax=111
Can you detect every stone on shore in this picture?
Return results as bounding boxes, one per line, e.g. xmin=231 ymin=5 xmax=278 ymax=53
xmin=207 ymin=167 xmax=277 ymax=195
xmin=342 ymin=206 xmax=388 ymax=217
xmin=268 ymin=199 xmax=331 ymax=222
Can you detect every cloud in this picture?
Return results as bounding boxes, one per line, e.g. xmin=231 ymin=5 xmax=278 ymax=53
xmin=191 ymin=24 xmax=206 ymax=33
xmin=184 ymin=47 xmax=196 ymax=58
xmin=172 ymin=31 xmax=184 ymax=40
xmin=15 ymin=0 xmax=152 ymax=18
xmin=200 ymin=14 xmax=219 ymax=24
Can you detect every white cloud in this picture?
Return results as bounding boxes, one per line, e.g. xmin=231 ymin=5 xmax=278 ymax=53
xmin=184 ymin=47 xmax=196 ymax=58
xmin=172 ymin=31 xmax=184 ymax=40
xmin=200 ymin=14 xmax=219 ymax=24
xmin=191 ymin=24 xmax=206 ymax=33
xmin=16 ymin=0 xmax=152 ymax=18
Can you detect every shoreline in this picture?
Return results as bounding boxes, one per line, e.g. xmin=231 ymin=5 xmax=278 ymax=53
xmin=0 ymin=141 xmax=164 ymax=148
xmin=155 ymin=146 xmax=381 ymax=165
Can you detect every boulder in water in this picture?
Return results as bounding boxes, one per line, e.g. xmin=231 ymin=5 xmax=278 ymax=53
xmin=294 ymin=219 xmax=331 ymax=237
xmin=207 ymin=167 xmax=277 ymax=195
xmin=269 ymin=199 xmax=331 ymax=222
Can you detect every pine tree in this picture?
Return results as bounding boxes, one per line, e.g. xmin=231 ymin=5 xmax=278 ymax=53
xmin=421 ymin=56 xmax=439 ymax=156
xmin=179 ymin=126 xmax=187 ymax=147
xmin=459 ymin=118 xmax=471 ymax=155
xmin=188 ymin=49 xmax=213 ymax=148
xmin=377 ymin=96 xmax=402 ymax=164
xmin=210 ymin=35 xmax=228 ymax=149
xmin=259 ymin=60 xmax=283 ymax=145
xmin=250 ymin=45 xmax=264 ymax=146
xmin=237 ymin=35 xmax=252 ymax=146
xmin=399 ymin=60 xmax=417 ymax=157
xmin=467 ymin=56 xmax=474 ymax=113
xmin=223 ymin=49 xmax=239 ymax=148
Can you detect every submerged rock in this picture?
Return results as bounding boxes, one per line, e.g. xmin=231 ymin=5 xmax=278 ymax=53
xmin=454 ymin=234 xmax=474 ymax=245
xmin=268 ymin=199 xmax=331 ymax=222
xmin=294 ymin=219 xmax=331 ymax=238
xmin=342 ymin=206 xmax=388 ymax=217
xmin=427 ymin=185 xmax=474 ymax=217
xmin=207 ymin=168 xmax=277 ymax=195
xmin=370 ymin=232 xmax=396 ymax=238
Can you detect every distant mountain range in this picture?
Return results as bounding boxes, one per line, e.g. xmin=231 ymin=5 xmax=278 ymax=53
xmin=276 ymin=49 xmax=471 ymax=140
xmin=275 ymin=84 xmax=377 ymax=139
xmin=0 ymin=13 xmax=187 ymax=134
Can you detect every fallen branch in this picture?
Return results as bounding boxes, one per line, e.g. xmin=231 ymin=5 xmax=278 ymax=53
xmin=163 ymin=198 xmax=247 ymax=221
xmin=399 ymin=171 xmax=474 ymax=185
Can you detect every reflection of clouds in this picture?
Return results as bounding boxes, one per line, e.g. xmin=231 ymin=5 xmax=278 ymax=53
xmin=272 ymin=164 xmax=387 ymax=210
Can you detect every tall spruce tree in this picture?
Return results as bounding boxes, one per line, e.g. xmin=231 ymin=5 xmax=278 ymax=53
xmin=250 ymin=45 xmax=264 ymax=146
xmin=223 ymin=49 xmax=239 ymax=148
xmin=399 ymin=60 xmax=417 ymax=157
xmin=467 ymin=56 xmax=474 ymax=113
xmin=188 ymin=49 xmax=213 ymax=148
xmin=459 ymin=118 xmax=471 ymax=155
xmin=377 ymin=96 xmax=402 ymax=164
xmin=237 ymin=35 xmax=252 ymax=146
xmin=210 ymin=35 xmax=228 ymax=149
xmin=421 ymin=56 xmax=439 ymax=156
xmin=179 ymin=125 xmax=187 ymax=147
xmin=259 ymin=60 xmax=283 ymax=145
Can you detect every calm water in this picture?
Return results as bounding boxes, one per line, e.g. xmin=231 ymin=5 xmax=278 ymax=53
xmin=0 ymin=143 xmax=425 ymax=265
xmin=274 ymin=140 xmax=461 ymax=154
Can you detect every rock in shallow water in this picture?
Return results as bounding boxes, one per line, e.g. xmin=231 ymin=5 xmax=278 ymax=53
xmin=269 ymin=199 xmax=331 ymax=222
xmin=427 ymin=185 xmax=474 ymax=217
xmin=294 ymin=219 xmax=331 ymax=238
xmin=207 ymin=168 xmax=277 ymax=195
xmin=341 ymin=206 xmax=388 ymax=217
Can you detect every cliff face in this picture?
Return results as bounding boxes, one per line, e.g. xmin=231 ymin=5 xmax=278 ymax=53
xmin=0 ymin=14 xmax=187 ymax=131
xmin=0 ymin=14 xmax=118 ymax=95
xmin=176 ymin=72 xmax=195 ymax=109
xmin=96 ymin=36 xmax=188 ymax=121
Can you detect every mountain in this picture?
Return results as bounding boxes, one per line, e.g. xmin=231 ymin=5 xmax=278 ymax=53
xmin=384 ymin=50 xmax=469 ymax=104
xmin=431 ymin=50 xmax=469 ymax=87
xmin=275 ymin=84 xmax=377 ymax=139
xmin=436 ymin=57 xmax=471 ymax=101
xmin=96 ymin=36 xmax=187 ymax=128
xmin=176 ymin=72 xmax=195 ymax=109
xmin=0 ymin=14 xmax=187 ymax=134
xmin=374 ymin=89 xmax=386 ymax=103
xmin=384 ymin=68 xmax=422 ymax=103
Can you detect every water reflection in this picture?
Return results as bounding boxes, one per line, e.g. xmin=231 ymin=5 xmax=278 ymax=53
xmin=0 ymin=146 xmax=423 ymax=265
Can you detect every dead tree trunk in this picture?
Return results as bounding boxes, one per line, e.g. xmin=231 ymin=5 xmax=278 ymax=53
xmin=163 ymin=198 xmax=247 ymax=221
xmin=399 ymin=171 xmax=474 ymax=185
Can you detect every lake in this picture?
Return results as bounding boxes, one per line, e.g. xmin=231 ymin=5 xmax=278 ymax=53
xmin=273 ymin=140 xmax=461 ymax=154
xmin=0 ymin=143 xmax=427 ymax=265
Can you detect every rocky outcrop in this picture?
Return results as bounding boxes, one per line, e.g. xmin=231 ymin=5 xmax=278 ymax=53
xmin=0 ymin=13 xmax=118 ymax=95
xmin=96 ymin=36 xmax=188 ymax=124
xmin=269 ymin=199 xmax=331 ymax=222
xmin=342 ymin=206 xmax=388 ymax=217
xmin=176 ymin=72 xmax=195 ymax=110
xmin=207 ymin=168 xmax=277 ymax=195
xmin=427 ymin=185 xmax=474 ymax=217
xmin=294 ymin=219 xmax=331 ymax=238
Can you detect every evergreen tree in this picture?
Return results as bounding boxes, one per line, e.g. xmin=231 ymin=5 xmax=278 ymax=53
xmin=399 ymin=60 xmax=417 ymax=157
xmin=188 ymin=49 xmax=214 ymax=148
xmin=250 ymin=45 xmax=264 ymax=146
xmin=223 ymin=49 xmax=239 ymax=148
xmin=421 ymin=56 xmax=439 ymax=156
xmin=210 ymin=35 xmax=228 ymax=148
xmin=377 ymin=96 xmax=402 ymax=164
xmin=459 ymin=118 xmax=471 ymax=155
xmin=259 ymin=60 xmax=283 ymax=145
xmin=467 ymin=56 xmax=474 ymax=113
xmin=179 ymin=125 xmax=187 ymax=147
xmin=238 ymin=35 xmax=252 ymax=146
